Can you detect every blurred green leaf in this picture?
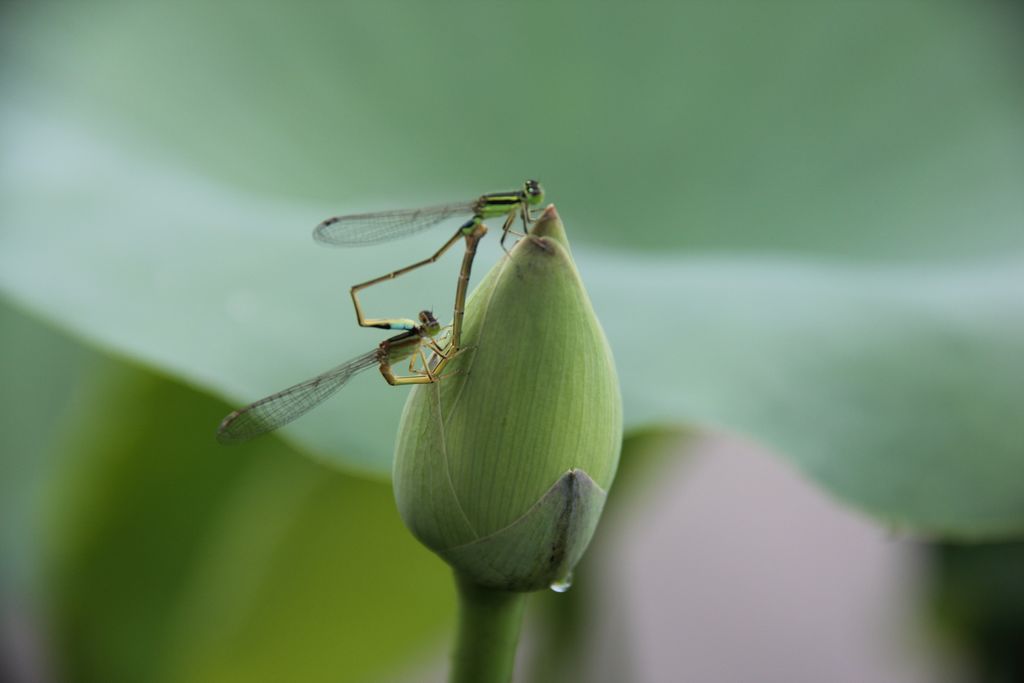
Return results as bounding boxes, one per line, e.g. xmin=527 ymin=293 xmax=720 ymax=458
xmin=0 ymin=301 xmax=91 ymax=593
xmin=2 ymin=0 xmax=1023 ymax=539
xmin=4 ymin=1 xmax=1023 ymax=257
xmin=0 ymin=301 xmax=94 ymax=683
xmin=45 ymin=356 xmax=451 ymax=683
xmin=593 ymin=255 xmax=1024 ymax=537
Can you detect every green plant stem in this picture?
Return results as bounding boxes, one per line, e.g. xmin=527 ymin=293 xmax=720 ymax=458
xmin=450 ymin=572 xmax=527 ymax=683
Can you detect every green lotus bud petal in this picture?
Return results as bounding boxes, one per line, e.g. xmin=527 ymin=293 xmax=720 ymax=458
xmin=393 ymin=206 xmax=622 ymax=592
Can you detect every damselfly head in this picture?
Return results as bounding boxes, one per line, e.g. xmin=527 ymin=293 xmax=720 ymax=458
xmin=418 ymin=310 xmax=442 ymax=336
xmin=524 ymin=179 xmax=545 ymax=206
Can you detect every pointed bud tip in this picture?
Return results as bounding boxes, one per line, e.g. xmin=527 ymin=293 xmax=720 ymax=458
xmin=528 ymin=204 xmax=569 ymax=250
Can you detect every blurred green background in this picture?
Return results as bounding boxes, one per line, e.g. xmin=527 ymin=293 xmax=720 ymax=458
xmin=2 ymin=1 xmax=1023 ymax=681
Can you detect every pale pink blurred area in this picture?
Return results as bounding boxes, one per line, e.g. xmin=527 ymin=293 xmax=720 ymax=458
xmin=1 ymin=600 xmax=53 ymax=683
xmin=581 ymin=435 xmax=968 ymax=683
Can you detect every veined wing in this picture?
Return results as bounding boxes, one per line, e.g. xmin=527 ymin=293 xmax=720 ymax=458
xmin=216 ymin=350 xmax=378 ymax=444
xmin=314 ymin=201 xmax=476 ymax=246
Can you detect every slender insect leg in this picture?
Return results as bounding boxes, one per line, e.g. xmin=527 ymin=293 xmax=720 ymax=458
xmin=519 ymin=200 xmax=532 ymax=233
xmin=350 ymin=227 xmax=465 ymax=329
xmin=498 ymin=211 xmax=523 ymax=254
xmin=418 ymin=348 xmax=437 ymax=380
xmin=427 ymin=338 xmax=450 ymax=357
xmin=379 ymin=361 xmax=398 ymax=385
xmin=389 ymin=375 xmax=435 ymax=385
xmin=429 ymin=344 xmax=473 ymax=378
xmin=381 ymin=344 xmax=441 ymax=384
xmin=388 ymin=355 xmax=442 ymax=384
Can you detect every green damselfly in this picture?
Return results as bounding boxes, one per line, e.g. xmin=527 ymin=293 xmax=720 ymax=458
xmin=313 ymin=180 xmax=544 ymax=253
xmin=217 ymin=310 xmax=450 ymax=444
xmin=316 ymin=180 xmax=542 ymax=319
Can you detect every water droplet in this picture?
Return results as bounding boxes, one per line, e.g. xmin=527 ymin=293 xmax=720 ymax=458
xmin=549 ymin=572 xmax=573 ymax=593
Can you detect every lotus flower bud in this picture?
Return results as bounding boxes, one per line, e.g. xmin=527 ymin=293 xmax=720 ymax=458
xmin=393 ymin=206 xmax=622 ymax=591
